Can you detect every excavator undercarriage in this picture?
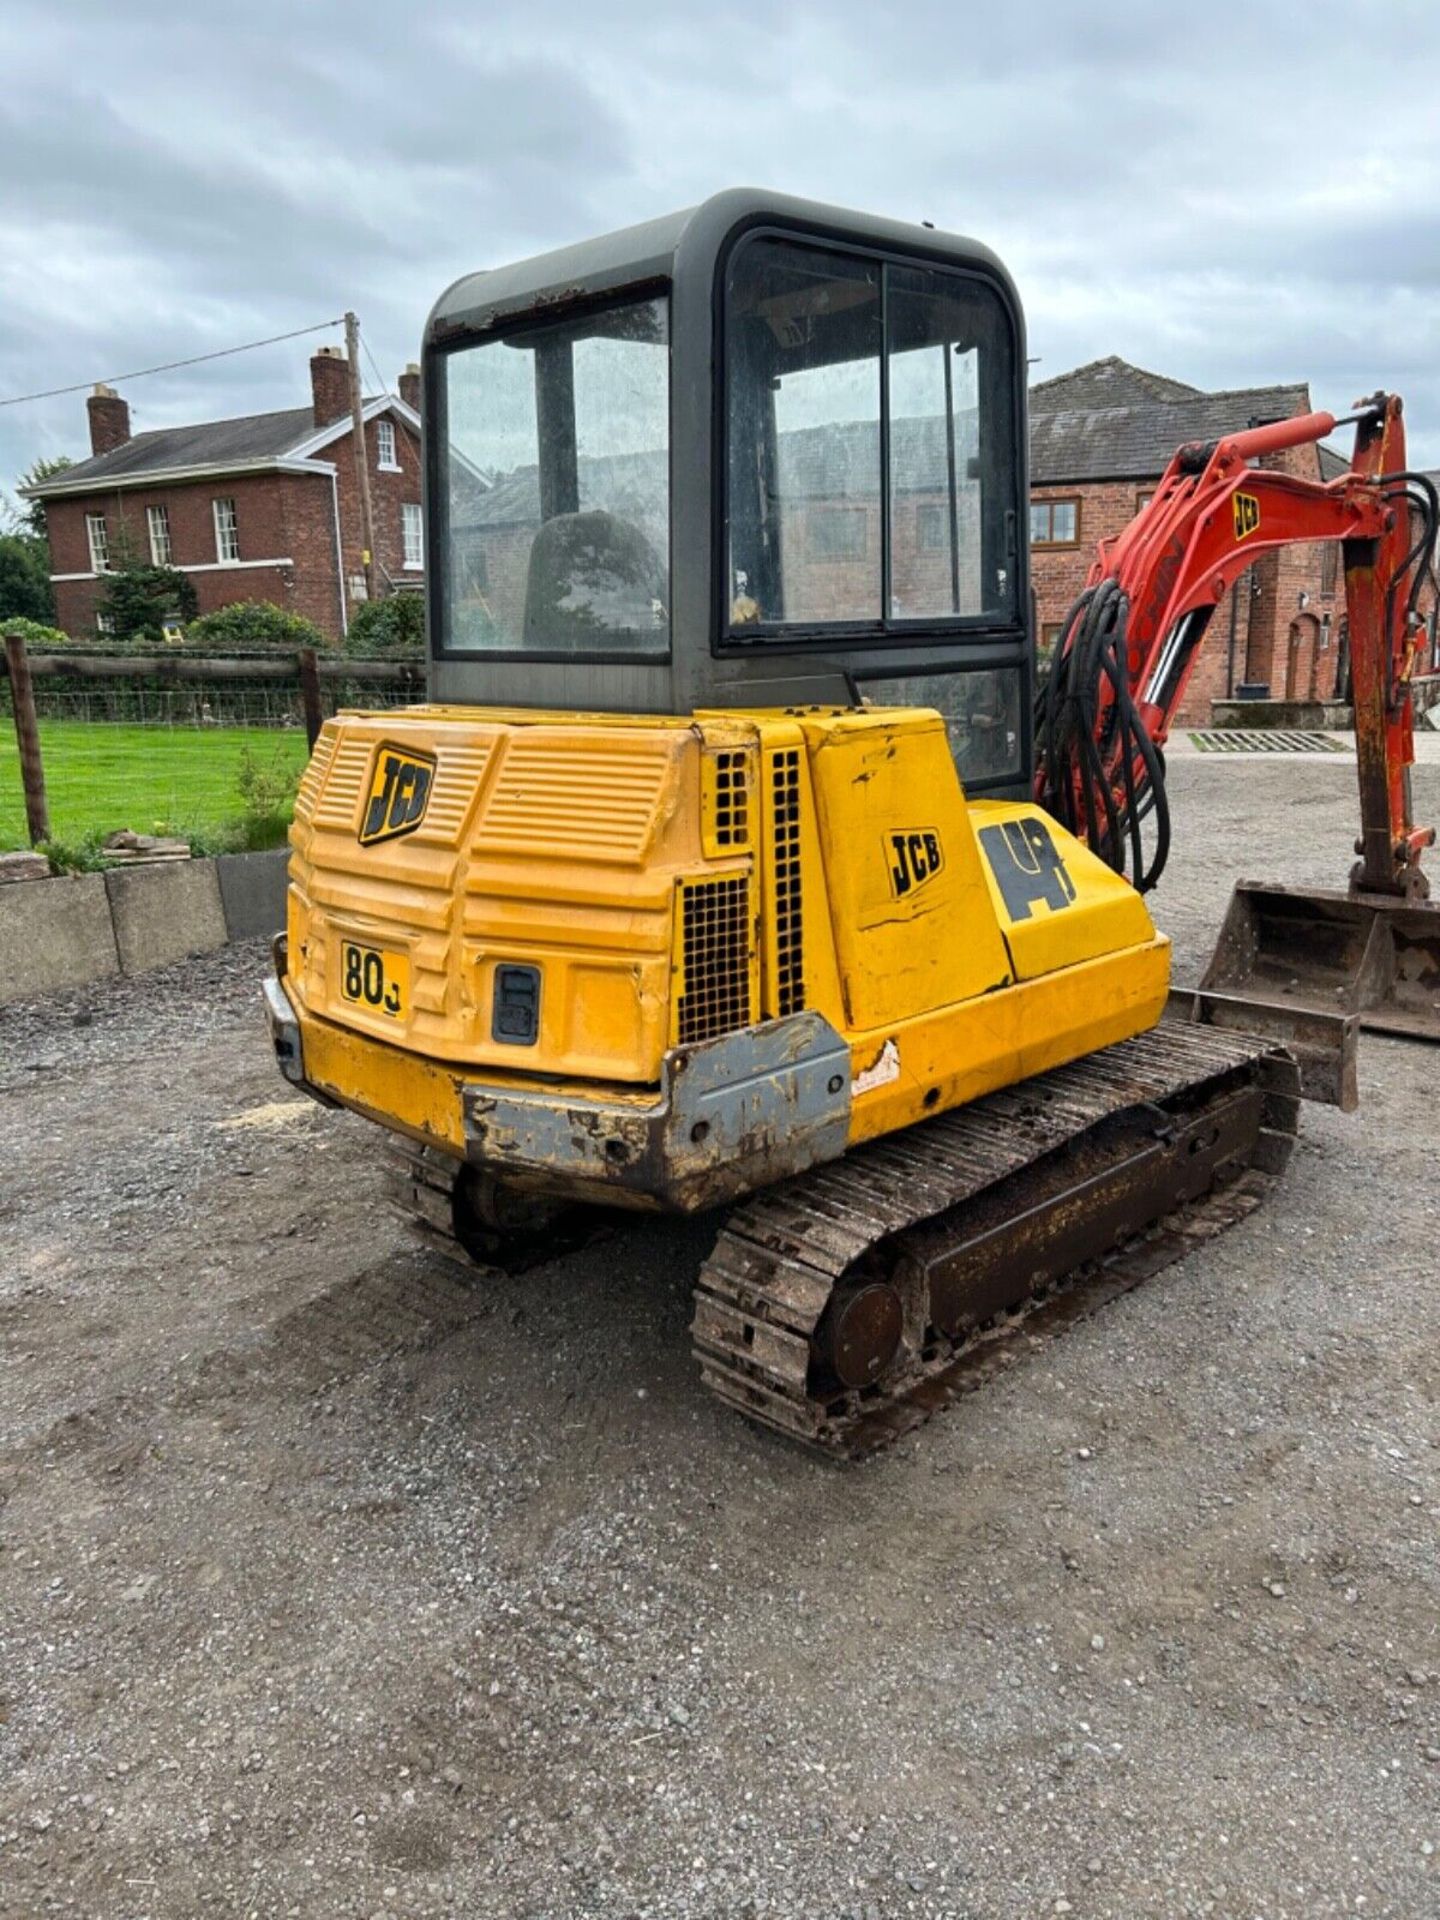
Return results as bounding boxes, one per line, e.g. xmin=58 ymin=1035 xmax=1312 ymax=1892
xmin=376 ymin=1022 xmax=1296 ymax=1459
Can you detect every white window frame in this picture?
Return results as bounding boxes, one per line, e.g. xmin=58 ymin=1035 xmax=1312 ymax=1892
xmin=86 ymin=512 xmax=109 ymax=573
xmin=401 ymin=501 xmax=423 ymax=570
xmin=147 ymin=502 xmax=173 ymax=566
xmin=95 ymin=610 xmax=116 ymax=636
xmin=376 ymin=417 xmax=399 ymax=471
xmin=212 ymin=496 xmax=240 ymax=564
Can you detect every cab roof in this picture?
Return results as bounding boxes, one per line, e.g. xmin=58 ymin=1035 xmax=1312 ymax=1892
xmin=425 ymin=187 xmax=1017 ymax=346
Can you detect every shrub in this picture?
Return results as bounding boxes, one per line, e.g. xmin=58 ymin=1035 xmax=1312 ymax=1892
xmin=0 ymin=615 xmax=71 ymax=650
xmin=98 ymin=562 xmax=199 ymax=645
xmin=344 ymin=592 xmax=425 ymax=657
xmin=230 ymin=741 xmax=302 ymax=850
xmin=187 ymin=600 xmax=329 ymax=653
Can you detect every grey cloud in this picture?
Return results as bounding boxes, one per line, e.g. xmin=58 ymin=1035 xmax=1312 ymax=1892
xmin=3 ymin=0 xmax=1439 ymax=485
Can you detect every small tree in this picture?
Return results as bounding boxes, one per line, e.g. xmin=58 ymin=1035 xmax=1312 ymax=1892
xmin=187 ymin=601 xmax=329 ymax=652
xmin=9 ymin=455 xmax=73 ymax=540
xmin=98 ymin=561 xmax=199 ymax=646
xmin=0 ymin=533 xmax=54 ymax=623
xmin=343 ymin=592 xmax=425 ymax=657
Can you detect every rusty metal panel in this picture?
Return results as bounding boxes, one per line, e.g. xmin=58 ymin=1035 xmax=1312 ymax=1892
xmin=460 ymin=1009 xmax=851 ymax=1211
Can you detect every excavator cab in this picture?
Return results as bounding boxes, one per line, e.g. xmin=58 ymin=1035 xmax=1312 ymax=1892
xmin=265 ymin=192 xmax=1302 ymax=1455
xmin=425 ymin=190 xmax=1031 ymax=789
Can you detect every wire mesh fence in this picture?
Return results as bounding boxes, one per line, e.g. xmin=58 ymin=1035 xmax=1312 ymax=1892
xmin=23 ymin=682 xmax=419 ymax=727
xmin=1 ymin=641 xmax=422 ymax=849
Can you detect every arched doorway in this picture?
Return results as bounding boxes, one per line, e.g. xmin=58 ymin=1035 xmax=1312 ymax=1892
xmin=1285 ymin=612 xmax=1322 ymax=700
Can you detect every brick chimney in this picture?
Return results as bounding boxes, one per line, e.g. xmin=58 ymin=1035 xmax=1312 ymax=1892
xmin=399 ymin=363 xmax=421 ymax=415
xmin=310 ymin=345 xmax=351 ymax=428
xmin=87 ymin=383 xmax=131 ymax=456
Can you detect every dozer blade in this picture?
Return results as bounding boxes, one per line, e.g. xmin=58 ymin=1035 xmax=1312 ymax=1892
xmin=1199 ymin=881 xmax=1440 ymax=1051
xmin=1166 ymin=984 xmax=1359 ymax=1111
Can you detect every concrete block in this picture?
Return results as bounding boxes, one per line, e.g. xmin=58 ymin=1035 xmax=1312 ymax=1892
xmin=216 ymin=849 xmax=291 ymax=943
xmin=0 ymin=872 xmax=119 ymax=1005
xmin=104 ymin=859 xmax=227 ymax=976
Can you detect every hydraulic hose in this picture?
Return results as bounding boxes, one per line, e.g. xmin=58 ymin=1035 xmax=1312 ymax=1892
xmin=1034 ymin=578 xmax=1171 ymax=894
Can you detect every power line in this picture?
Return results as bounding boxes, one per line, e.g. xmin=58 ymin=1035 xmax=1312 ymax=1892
xmin=359 ymin=329 xmax=394 ymax=403
xmin=0 ymin=318 xmax=347 ymax=410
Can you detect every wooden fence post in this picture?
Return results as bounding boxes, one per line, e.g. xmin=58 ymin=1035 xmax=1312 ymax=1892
xmin=297 ymin=647 xmax=324 ymax=748
xmin=3 ymin=631 xmax=51 ymax=845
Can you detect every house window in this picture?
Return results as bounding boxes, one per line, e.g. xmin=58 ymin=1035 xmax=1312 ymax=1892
xmin=1030 ymin=498 xmax=1079 ymax=546
xmin=1136 ymin=489 xmax=1156 ymax=513
xmin=807 ymin=506 xmax=868 ymax=559
xmin=86 ymin=512 xmax=109 ymax=573
xmin=376 ymin=418 xmax=398 ymax=470
xmin=212 ymin=497 xmax=239 ymax=563
xmin=147 ymin=503 xmax=173 ymax=566
xmin=95 ymin=610 xmax=116 ymax=637
xmin=401 ymin=502 xmax=423 ymax=570
xmin=1320 ymin=541 xmax=1338 ymax=597
xmin=916 ymin=502 xmax=948 ymax=552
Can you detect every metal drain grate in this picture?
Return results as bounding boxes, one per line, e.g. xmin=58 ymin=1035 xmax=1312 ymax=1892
xmin=1189 ymin=730 xmax=1351 ymax=755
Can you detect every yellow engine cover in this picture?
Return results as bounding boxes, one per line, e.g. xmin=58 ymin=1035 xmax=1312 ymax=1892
xmin=282 ymin=703 xmax=1169 ymax=1174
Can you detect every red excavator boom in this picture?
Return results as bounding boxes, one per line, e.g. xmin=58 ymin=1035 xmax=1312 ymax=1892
xmin=1035 ymin=392 xmax=1440 ymax=1062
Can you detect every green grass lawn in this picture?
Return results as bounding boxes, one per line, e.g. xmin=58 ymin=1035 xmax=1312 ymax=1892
xmin=0 ymin=721 xmax=312 ymax=854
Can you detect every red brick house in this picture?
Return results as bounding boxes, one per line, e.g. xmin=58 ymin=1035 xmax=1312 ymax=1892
xmin=25 ymin=349 xmax=424 ymax=642
xmin=1029 ymin=357 xmax=1351 ymax=724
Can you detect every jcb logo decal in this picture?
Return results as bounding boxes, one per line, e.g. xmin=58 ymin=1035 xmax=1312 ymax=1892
xmin=359 ymin=746 xmax=435 ymax=846
xmin=887 ymin=828 xmax=945 ymax=899
xmin=978 ymin=817 xmax=1077 ymax=922
xmin=1233 ymin=491 xmax=1261 ymax=541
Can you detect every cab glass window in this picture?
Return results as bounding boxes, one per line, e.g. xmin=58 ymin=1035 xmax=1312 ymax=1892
xmin=863 ymin=667 xmax=1024 ymax=787
xmin=726 ymin=237 xmax=1017 ymax=636
xmin=726 ymin=243 xmax=881 ymax=626
xmin=436 ymin=296 xmax=669 ymax=654
xmin=887 ymin=265 xmax=1014 ymax=619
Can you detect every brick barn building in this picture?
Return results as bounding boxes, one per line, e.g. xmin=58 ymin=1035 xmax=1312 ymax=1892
xmin=26 ymin=348 xmax=424 ymax=642
xmin=1028 ymin=357 xmax=1350 ymax=725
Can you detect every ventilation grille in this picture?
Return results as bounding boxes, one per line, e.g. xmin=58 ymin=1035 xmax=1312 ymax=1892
xmin=676 ymin=876 xmax=752 ymax=1046
xmin=769 ymin=749 xmax=805 ymax=1017
xmin=483 ymin=737 xmax=672 ymax=861
xmin=312 ymin=733 xmax=374 ymax=830
xmin=702 ymin=748 xmax=752 ymax=854
xmin=294 ymin=725 xmax=336 ymax=822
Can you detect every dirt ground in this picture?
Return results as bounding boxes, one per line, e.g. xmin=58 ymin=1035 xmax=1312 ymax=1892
xmin=2 ymin=753 xmax=1437 ymax=1920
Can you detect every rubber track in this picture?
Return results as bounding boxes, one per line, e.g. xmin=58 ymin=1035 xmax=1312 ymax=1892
xmin=691 ymin=1023 xmax=1300 ymax=1458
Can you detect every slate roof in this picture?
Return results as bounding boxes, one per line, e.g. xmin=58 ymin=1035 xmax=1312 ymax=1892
xmin=1030 ymin=368 xmax=1312 ymax=485
xmin=25 ymin=398 xmax=388 ymax=494
xmin=1029 ymin=356 xmax=1201 ymax=411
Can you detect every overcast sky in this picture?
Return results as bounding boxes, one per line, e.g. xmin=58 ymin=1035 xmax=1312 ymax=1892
xmin=3 ymin=0 xmax=1438 ymax=493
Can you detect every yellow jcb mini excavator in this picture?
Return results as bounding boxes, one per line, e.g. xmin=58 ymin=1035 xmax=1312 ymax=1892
xmin=264 ymin=191 xmax=1438 ymax=1456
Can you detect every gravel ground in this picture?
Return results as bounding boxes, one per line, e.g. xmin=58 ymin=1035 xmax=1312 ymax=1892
xmin=1 ymin=754 xmax=1437 ymax=1920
